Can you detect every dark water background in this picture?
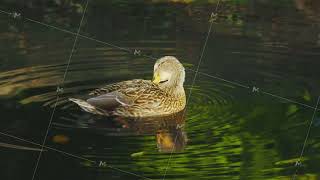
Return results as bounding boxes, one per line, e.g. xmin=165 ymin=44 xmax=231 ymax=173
xmin=1 ymin=0 xmax=320 ymax=179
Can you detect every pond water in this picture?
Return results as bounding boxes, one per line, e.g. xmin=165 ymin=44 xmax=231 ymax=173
xmin=1 ymin=0 xmax=320 ymax=180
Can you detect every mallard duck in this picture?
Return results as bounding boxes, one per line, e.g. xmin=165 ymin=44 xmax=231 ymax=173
xmin=69 ymin=56 xmax=186 ymax=117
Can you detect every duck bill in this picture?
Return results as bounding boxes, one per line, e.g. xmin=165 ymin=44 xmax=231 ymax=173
xmin=152 ymin=73 xmax=161 ymax=84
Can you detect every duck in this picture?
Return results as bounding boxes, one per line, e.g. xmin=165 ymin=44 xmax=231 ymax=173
xmin=69 ymin=56 xmax=186 ymax=118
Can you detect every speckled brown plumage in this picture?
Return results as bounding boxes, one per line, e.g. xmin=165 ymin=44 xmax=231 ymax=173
xmin=69 ymin=56 xmax=186 ymax=118
xmin=88 ymin=79 xmax=186 ymax=117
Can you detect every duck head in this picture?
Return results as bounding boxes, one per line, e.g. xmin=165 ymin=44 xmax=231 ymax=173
xmin=152 ymin=56 xmax=185 ymax=95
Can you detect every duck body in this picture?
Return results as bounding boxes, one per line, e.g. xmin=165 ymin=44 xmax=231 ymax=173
xmin=70 ymin=56 xmax=186 ymax=118
xmin=70 ymin=79 xmax=186 ymax=117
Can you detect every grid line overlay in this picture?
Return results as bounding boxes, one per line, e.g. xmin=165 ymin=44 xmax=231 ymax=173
xmin=161 ymin=1 xmax=221 ymax=179
xmin=0 ymin=8 xmax=315 ymax=112
xmin=292 ymin=96 xmax=320 ymax=180
xmin=0 ymin=8 xmax=315 ymax=111
xmin=1 ymin=2 xmax=153 ymax=180
xmin=0 ymin=131 xmax=152 ymax=180
xmin=0 ymin=1 xmax=318 ymax=180
xmin=0 ymin=132 xmax=95 ymax=163
xmin=31 ymin=0 xmax=90 ymax=179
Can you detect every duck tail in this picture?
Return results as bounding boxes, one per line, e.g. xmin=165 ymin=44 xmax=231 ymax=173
xmin=69 ymin=98 xmax=109 ymax=116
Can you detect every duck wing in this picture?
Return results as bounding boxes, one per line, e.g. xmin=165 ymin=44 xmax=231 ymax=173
xmin=89 ymin=79 xmax=149 ymax=96
xmin=87 ymin=79 xmax=157 ymax=107
xmin=86 ymin=91 xmax=133 ymax=109
xmin=112 ymin=82 xmax=171 ymax=117
xmin=81 ymin=79 xmax=167 ymax=117
xmin=70 ymin=79 xmax=148 ymax=115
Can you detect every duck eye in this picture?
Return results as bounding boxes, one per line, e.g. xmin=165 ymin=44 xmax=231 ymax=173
xmin=159 ymin=80 xmax=168 ymax=83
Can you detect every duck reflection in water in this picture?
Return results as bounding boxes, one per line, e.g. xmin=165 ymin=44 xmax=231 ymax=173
xmin=56 ymin=109 xmax=188 ymax=153
xmin=116 ymin=109 xmax=188 ymax=153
